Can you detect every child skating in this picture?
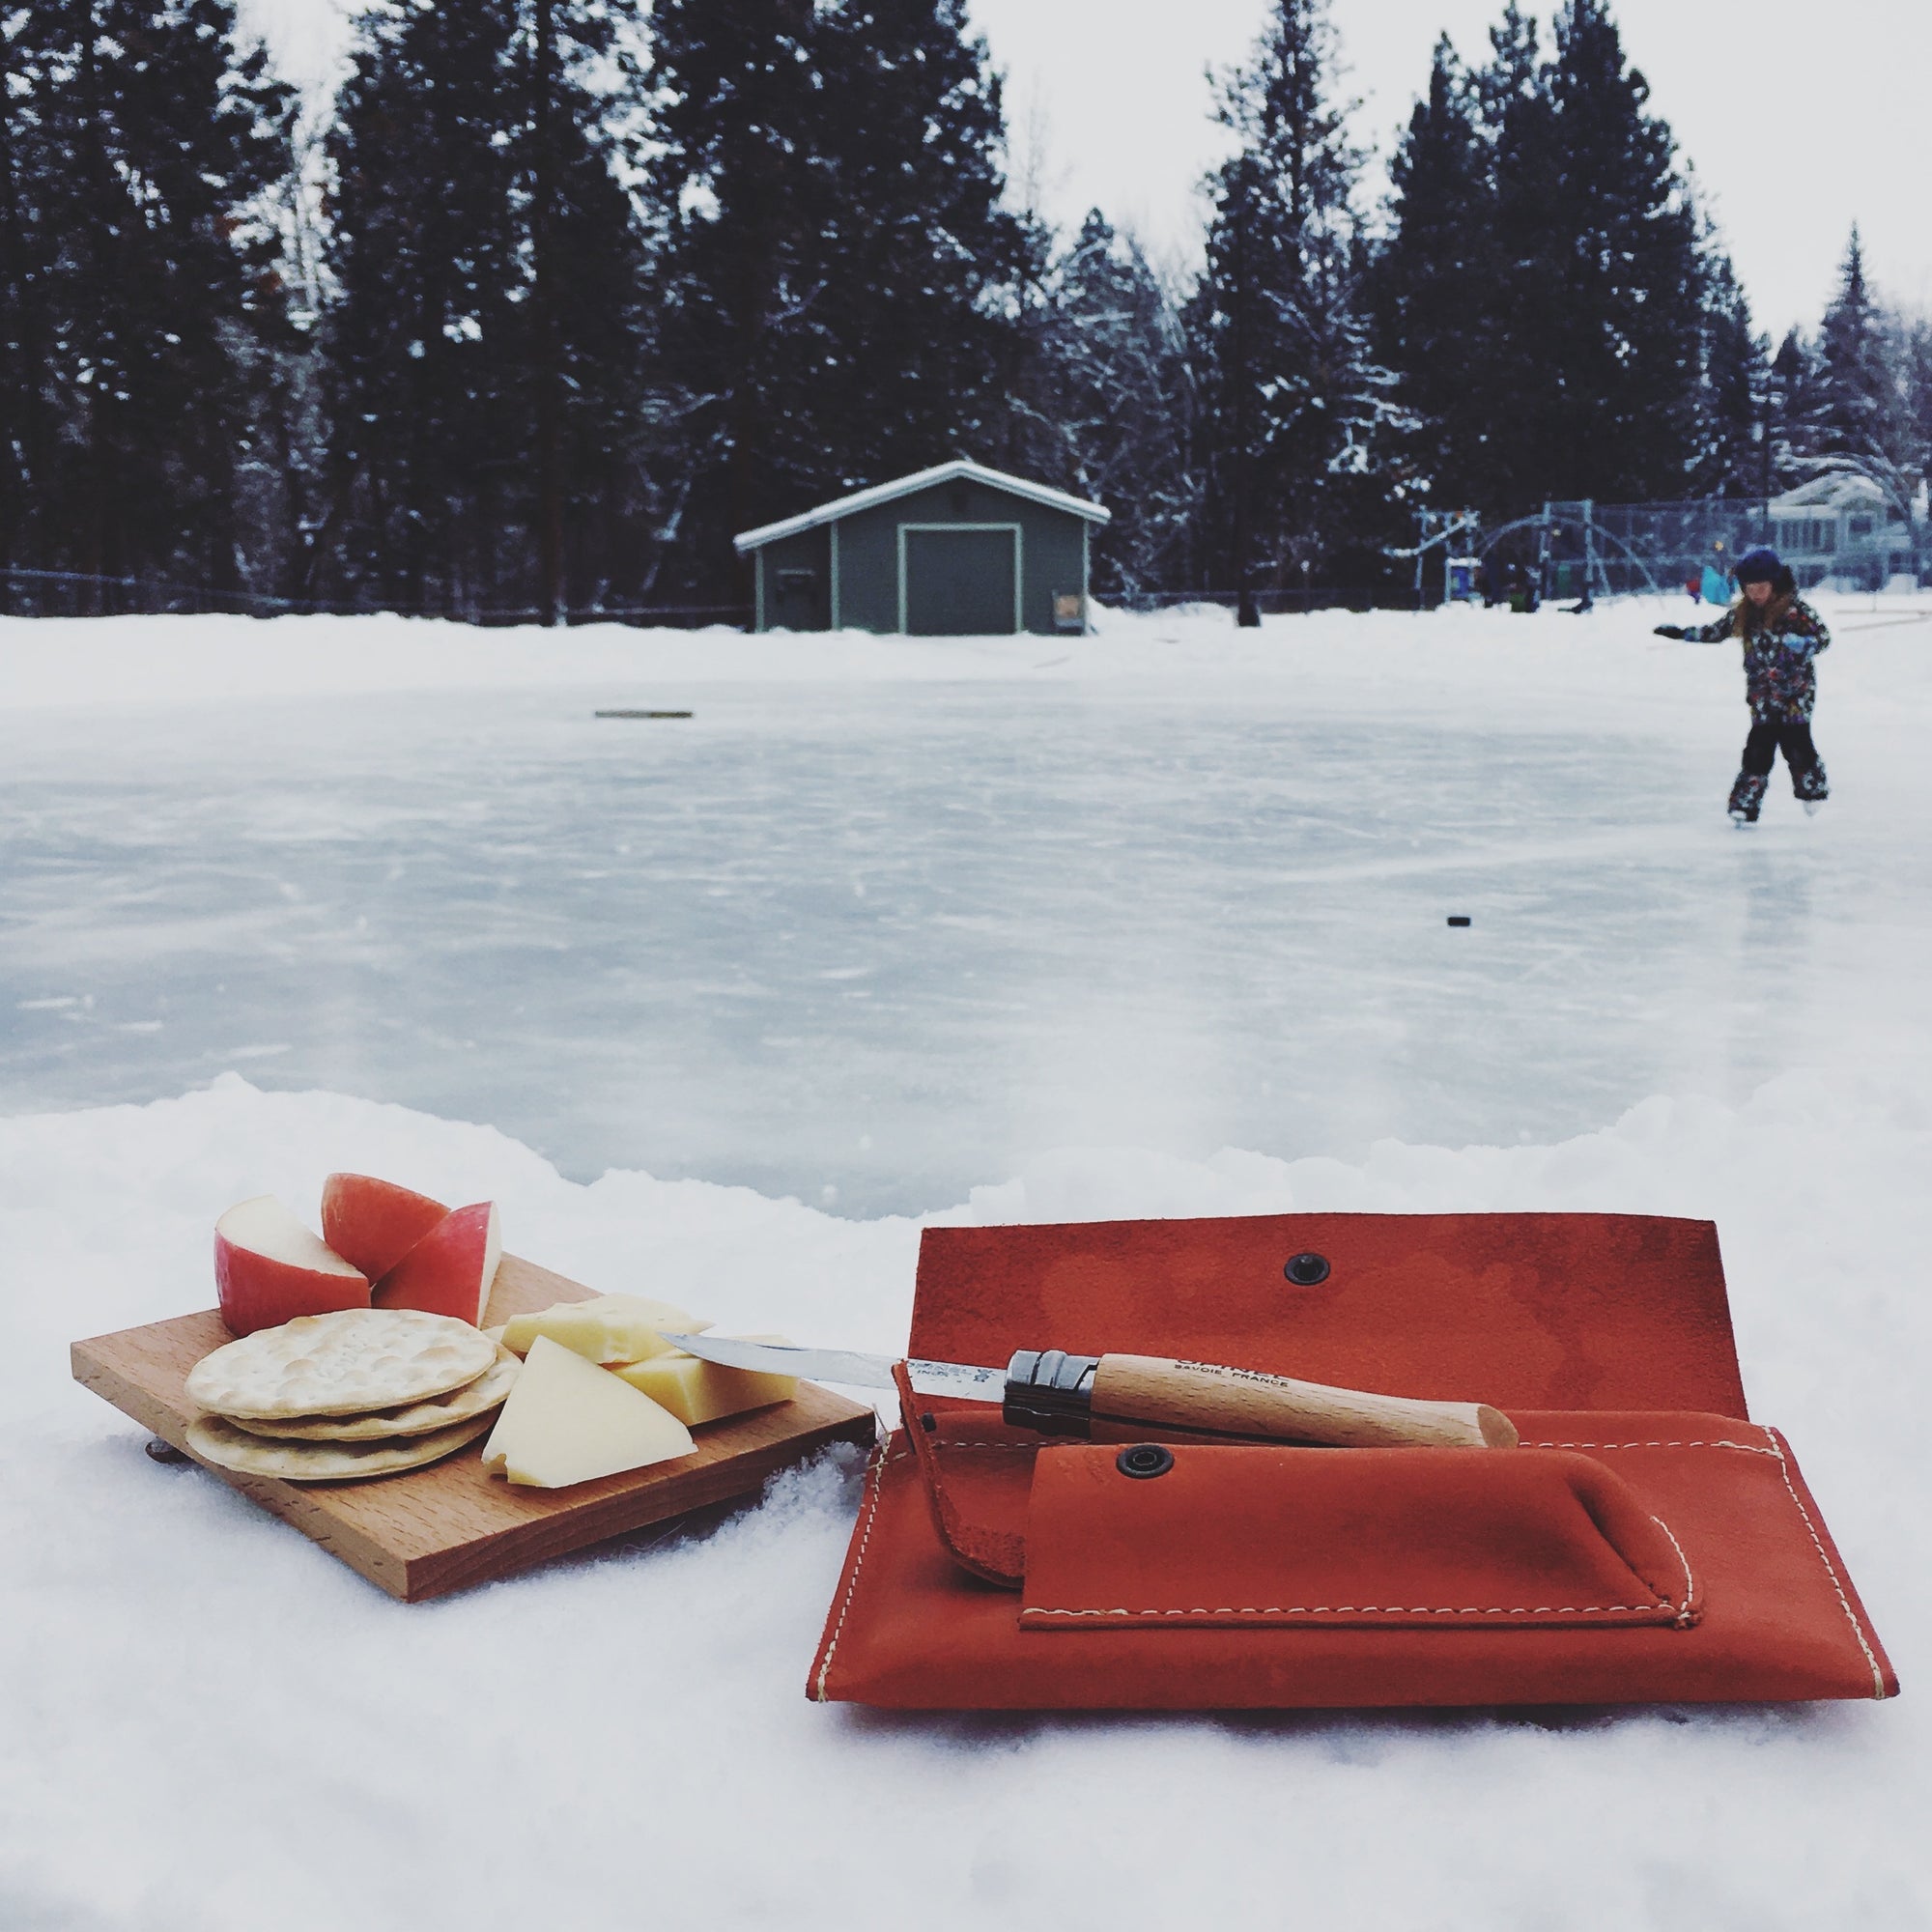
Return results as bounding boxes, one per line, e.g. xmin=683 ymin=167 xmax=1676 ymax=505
xmin=1654 ymin=546 xmax=1831 ymax=825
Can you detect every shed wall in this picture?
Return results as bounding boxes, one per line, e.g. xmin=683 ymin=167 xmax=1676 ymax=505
xmin=838 ymin=478 xmax=1089 ymax=636
xmin=748 ymin=475 xmax=1096 ymax=635
xmin=754 ymin=526 xmax=832 ymax=632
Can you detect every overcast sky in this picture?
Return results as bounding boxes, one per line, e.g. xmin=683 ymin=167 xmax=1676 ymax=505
xmin=241 ymin=0 xmax=1927 ymax=341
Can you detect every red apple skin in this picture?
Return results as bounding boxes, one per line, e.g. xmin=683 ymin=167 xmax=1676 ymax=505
xmin=214 ymin=1220 xmax=370 ymax=1338
xmin=372 ymin=1202 xmax=501 ymax=1326
xmin=320 ymin=1173 xmax=449 ymax=1282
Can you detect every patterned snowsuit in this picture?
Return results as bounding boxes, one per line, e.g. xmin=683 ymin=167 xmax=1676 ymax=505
xmin=1688 ymin=594 xmax=1831 ymax=818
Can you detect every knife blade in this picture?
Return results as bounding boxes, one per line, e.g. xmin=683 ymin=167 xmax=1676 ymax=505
xmin=657 ymin=1335 xmax=1002 ymax=1401
xmin=657 ymin=1334 xmax=1517 ymax=1450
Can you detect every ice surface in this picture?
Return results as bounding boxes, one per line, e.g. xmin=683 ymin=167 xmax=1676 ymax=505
xmin=3 ymin=601 xmax=1928 ymax=1929
xmin=5 ymin=601 xmax=1928 ymax=1216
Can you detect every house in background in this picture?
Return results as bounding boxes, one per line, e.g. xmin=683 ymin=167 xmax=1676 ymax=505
xmin=733 ymin=460 xmax=1109 ymax=636
xmin=1767 ymin=472 xmax=1925 ymax=591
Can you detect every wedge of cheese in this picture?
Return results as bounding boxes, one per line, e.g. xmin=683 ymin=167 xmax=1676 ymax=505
xmin=497 ymin=1293 xmax=710 ymax=1366
xmin=480 ymin=1336 xmax=694 ymax=1488
xmin=611 ymin=1334 xmax=798 ymax=1427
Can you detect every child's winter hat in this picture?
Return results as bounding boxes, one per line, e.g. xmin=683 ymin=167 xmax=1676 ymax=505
xmin=1734 ymin=547 xmax=1782 ymax=583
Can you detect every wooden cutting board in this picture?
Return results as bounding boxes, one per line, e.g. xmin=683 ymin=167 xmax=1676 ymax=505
xmin=71 ymin=1254 xmax=879 ymax=1602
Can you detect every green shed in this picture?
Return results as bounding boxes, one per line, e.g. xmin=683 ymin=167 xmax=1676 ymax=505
xmin=732 ymin=459 xmax=1110 ymax=637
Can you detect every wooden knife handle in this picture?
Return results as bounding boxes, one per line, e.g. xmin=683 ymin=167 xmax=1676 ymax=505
xmin=1090 ymin=1353 xmax=1518 ymax=1451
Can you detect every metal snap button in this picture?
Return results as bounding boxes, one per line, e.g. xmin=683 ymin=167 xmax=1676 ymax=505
xmin=1117 ymin=1443 xmax=1175 ymax=1479
xmin=1284 ymin=1251 xmax=1331 ymax=1286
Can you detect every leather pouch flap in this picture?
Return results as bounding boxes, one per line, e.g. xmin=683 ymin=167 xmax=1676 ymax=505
xmin=1020 ymin=1443 xmax=1700 ymax=1632
xmin=911 ymin=1212 xmax=1748 ymax=1416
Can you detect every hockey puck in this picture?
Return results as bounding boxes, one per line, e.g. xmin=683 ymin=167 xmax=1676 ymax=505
xmin=1446 ymin=915 xmax=1472 ymax=926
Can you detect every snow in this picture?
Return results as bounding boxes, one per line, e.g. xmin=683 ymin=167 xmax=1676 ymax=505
xmin=3 ymin=597 xmax=1929 ymax=1928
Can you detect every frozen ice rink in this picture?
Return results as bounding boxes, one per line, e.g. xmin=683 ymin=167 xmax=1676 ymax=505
xmin=4 ymin=602 xmax=1929 ymax=1931
xmin=6 ymin=599 xmax=1927 ymax=1216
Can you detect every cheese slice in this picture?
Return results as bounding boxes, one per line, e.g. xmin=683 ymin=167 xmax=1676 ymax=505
xmin=611 ymin=1334 xmax=798 ymax=1426
xmin=497 ymin=1293 xmax=710 ymax=1366
xmin=481 ymin=1336 xmax=695 ymax=1488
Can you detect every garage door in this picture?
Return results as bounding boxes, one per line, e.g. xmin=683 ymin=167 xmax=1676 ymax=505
xmin=901 ymin=526 xmax=1018 ymax=636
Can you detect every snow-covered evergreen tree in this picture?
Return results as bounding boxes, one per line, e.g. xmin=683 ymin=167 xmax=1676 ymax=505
xmin=1369 ymin=37 xmax=1494 ymax=517
xmin=1018 ymin=212 xmax=1197 ymax=598
xmin=314 ymin=0 xmax=648 ymax=619
xmin=1501 ymin=0 xmax=1703 ymax=502
xmin=1765 ymin=327 xmax=1820 ymax=490
xmin=1804 ymin=232 xmax=1914 ymax=490
xmin=1189 ymin=0 xmax=1397 ymax=615
xmin=0 ymin=0 xmax=293 ymax=611
xmin=644 ymin=0 xmax=1027 ymax=605
xmin=1788 ymin=228 xmax=1920 ymax=570
xmin=1690 ymin=246 xmax=1768 ymax=498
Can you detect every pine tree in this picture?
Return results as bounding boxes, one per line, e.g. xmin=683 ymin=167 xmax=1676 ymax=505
xmin=1188 ymin=0 xmax=1397 ymax=615
xmin=1518 ymin=0 xmax=1702 ymax=500
xmin=1807 ymin=230 xmax=1913 ymax=482
xmin=1765 ymin=327 xmax=1819 ymax=489
xmin=1370 ymin=37 xmax=1495 ymax=515
xmin=1905 ymin=321 xmax=1932 ymax=498
xmin=317 ymin=1 xmax=525 ymax=613
xmin=1473 ymin=1 xmax=1555 ymax=512
xmin=1023 ymin=212 xmax=1197 ymax=598
xmin=644 ymin=0 xmax=1028 ymax=606
xmin=806 ymin=0 xmax=1032 ymax=482
xmin=315 ymin=0 xmax=649 ymax=618
xmin=0 ymin=0 xmax=294 ymax=611
xmin=1690 ymin=246 xmax=1768 ymax=498
xmin=1800 ymin=227 xmax=1919 ymax=571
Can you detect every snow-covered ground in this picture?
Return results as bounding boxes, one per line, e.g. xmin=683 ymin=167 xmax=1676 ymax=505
xmin=4 ymin=599 xmax=1928 ymax=1929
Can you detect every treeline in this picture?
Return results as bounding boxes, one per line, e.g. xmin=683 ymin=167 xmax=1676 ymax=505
xmin=2 ymin=0 xmax=1927 ymax=621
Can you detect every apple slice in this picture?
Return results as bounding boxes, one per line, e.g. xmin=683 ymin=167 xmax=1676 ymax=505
xmin=321 ymin=1173 xmax=449 ymax=1283
xmin=372 ymin=1202 xmax=501 ymax=1326
xmin=214 ymin=1196 xmax=370 ymax=1338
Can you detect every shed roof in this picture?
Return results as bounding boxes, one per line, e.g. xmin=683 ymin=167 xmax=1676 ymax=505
xmin=731 ymin=459 xmax=1111 ymax=553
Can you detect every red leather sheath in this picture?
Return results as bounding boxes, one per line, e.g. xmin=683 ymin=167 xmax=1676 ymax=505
xmin=807 ymin=1211 xmax=1895 ymax=1709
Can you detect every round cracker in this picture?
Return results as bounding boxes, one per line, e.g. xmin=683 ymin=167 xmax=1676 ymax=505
xmin=228 ymin=1347 xmax=521 ymax=1441
xmin=185 ymin=1309 xmax=497 ymax=1419
xmin=185 ymin=1409 xmax=495 ymax=1483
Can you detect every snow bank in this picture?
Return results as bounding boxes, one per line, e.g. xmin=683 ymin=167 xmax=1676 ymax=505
xmin=6 ymin=592 xmax=1924 ymax=714
xmin=4 ymin=1075 xmax=1924 ymax=1931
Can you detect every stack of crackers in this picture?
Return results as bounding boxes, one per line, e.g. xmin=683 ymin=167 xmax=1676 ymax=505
xmin=184 ymin=1308 xmax=521 ymax=1483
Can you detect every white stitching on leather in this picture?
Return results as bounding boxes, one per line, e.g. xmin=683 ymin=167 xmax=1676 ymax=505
xmin=1758 ymin=1426 xmax=1888 ymax=1698
xmin=1021 ymin=1603 xmax=1678 ymax=1620
xmin=1648 ymin=1512 xmax=1699 ymax=1628
xmin=810 ymin=1435 xmax=896 ymax=1702
xmin=1535 ymin=1428 xmax=1887 ymax=1692
xmin=1520 ymin=1438 xmax=1778 ymax=1456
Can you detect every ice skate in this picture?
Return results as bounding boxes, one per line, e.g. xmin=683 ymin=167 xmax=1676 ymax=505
xmin=1727 ymin=771 xmax=1768 ymax=827
xmin=1804 ymin=800 xmax=1824 ymax=816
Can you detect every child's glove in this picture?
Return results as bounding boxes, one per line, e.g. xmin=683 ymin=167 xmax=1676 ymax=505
xmin=1653 ymin=624 xmax=1686 ymax=639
